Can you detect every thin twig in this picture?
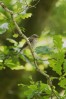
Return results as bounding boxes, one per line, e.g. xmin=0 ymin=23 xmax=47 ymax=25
xmin=32 ymin=0 xmax=40 ymax=8
xmin=24 ymin=0 xmax=40 ymax=9
xmin=18 ymin=0 xmax=40 ymax=14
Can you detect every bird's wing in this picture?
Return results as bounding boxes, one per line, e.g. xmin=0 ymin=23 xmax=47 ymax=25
xmin=20 ymin=37 xmax=33 ymax=51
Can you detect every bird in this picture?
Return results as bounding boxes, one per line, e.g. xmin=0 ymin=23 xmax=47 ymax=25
xmin=20 ymin=34 xmax=39 ymax=52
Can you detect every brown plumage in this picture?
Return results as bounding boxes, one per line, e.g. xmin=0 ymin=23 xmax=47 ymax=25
xmin=20 ymin=34 xmax=39 ymax=51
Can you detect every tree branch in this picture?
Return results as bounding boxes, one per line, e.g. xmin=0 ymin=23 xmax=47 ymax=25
xmin=0 ymin=1 xmax=49 ymax=78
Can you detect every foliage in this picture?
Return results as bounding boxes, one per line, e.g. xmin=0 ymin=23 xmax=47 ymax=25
xmin=44 ymin=0 xmax=66 ymax=36
xmin=19 ymin=35 xmax=66 ymax=98
xmin=0 ymin=0 xmax=66 ymax=99
xmin=24 ymin=81 xmax=51 ymax=99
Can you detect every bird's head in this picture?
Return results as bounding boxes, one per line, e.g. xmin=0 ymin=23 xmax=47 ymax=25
xmin=31 ymin=34 xmax=39 ymax=38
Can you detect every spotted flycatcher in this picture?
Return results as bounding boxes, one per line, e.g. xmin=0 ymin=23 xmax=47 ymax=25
xmin=20 ymin=34 xmax=39 ymax=51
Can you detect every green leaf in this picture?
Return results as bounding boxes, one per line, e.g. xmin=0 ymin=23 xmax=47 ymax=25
xmin=35 ymin=46 xmax=52 ymax=55
xmin=5 ymin=59 xmax=16 ymax=67
xmin=7 ymin=38 xmax=18 ymax=46
xmin=63 ymin=59 xmax=66 ymax=73
xmin=24 ymin=81 xmax=51 ymax=99
xmin=24 ymin=85 xmax=37 ymax=99
xmin=49 ymin=50 xmax=64 ymax=75
xmin=50 ymin=59 xmax=62 ymax=75
xmin=21 ymin=13 xmax=32 ymax=19
xmin=4 ymin=57 xmax=20 ymax=69
xmin=0 ymin=13 xmax=6 ymax=20
xmin=0 ymin=23 xmax=9 ymax=34
xmin=13 ymin=34 xmax=19 ymax=38
xmin=11 ymin=65 xmax=24 ymax=70
xmin=53 ymin=35 xmax=63 ymax=49
xmin=16 ymin=13 xmax=32 ymax=20
xmin=58 ymin=78 xmax=66 ymax=88
xmin=40 ymin=82 xmax=51 ymax=94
